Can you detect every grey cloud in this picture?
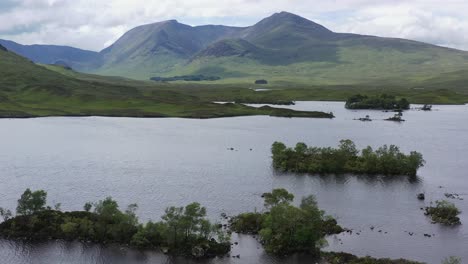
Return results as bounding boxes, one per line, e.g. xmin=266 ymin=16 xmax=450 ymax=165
xmin=0 ymin=0 xmax=468 ymax=51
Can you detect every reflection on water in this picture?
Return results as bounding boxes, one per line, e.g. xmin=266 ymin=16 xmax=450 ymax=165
xmin=0 ymin=102 xmax=467 ymax=264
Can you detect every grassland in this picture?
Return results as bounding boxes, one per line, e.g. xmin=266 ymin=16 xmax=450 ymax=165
xmin=0 ymin=47 xmax=333 ymax=119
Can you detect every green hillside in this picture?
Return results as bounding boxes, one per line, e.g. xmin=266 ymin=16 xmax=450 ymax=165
xmin=0 ymin=45 xmax=333 ymax=118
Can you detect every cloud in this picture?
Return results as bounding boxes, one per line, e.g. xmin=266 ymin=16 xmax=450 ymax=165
xmin=332 ymin=3 xmax=468 ymax=50
xmin=0 ymin=0 xmax=468 ymax=51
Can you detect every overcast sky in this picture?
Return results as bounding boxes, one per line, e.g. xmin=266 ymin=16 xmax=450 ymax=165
xmin=1 ymin=0 xmax=468 ymax=51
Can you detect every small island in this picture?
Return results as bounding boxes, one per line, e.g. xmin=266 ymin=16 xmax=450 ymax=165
xmin=421 ymin=104 xmax=432 ymax=111
xmin=229 ymin=189 xmax=422 ymax=263
xmin=425 ymin=200 xmax=461 ymax=225
xmin=355 ymin=115 xmax=372 ymax=121
xmin=271 ymin=140 xmax=425 ymax=176
xmin=345 ymin=94 xmax=410 ymax=110
xmin=230 ymin=189 xmax=343 ymax=256
xmin=257 ymin=105 xmax=333 ymax=118
xmin=385 ymin=112 xmax=405 ymax=122
xmin=0 ymin=189 xmax=230 ymax=258
xmin=255 ymin=79 xmax=268 ymax=84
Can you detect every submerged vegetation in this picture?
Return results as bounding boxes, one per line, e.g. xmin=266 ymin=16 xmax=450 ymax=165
xmin=345 ymin=94 xmax=410 ymax=110
xmin=442 ymin=256 xmax=462 ymax=264
xmin=425 ymin=200 xmax=461 ymax=225
xmin=385 ymin=112 xmax=405 ymax=122
xmin=271 ymin=140 xmax=425 ymax=176
xmin=0 ymin=189 xmax=230 ymax=258
xmin=230 ymin=189 xmax=343 ymax=256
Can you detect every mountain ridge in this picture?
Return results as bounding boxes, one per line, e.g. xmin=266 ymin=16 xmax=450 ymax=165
xmin=2 ymin=11 xmax=468 ymax=83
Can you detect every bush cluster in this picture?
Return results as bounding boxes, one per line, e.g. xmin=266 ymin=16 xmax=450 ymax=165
xmin=272 ymin=140 xmax=425 ymax=176
xmin=425 ymin=200 xmax=461 ymax=225
xmin=345 ymin=94 xmax=410 ymax=110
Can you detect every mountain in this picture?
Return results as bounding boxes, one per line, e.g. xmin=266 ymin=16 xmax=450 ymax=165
xmin=0 ymin=39 xmax=98 ymax=70
xmin=93 ymin=20 xmax=243 ymax=79
xmin=177 ymin=12 xmax=468 ymax=85
xmin=2 ymin=12 xmax=468 ymax=85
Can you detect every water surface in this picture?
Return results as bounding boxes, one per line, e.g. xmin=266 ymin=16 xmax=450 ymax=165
xmin=0 ymin=102 xmax=467 ymax=264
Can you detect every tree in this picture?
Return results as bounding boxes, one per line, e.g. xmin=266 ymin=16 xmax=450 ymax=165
xmin=259 ymin=190 xmax=324 ymax=255
xmin=83 ymin=202 xmax=92 ymax=212
xmin=92 ymin=197 xmax=139 ymax=242
xmin=262 ymin=188 xmax=294 ymax=209
xmin=442 ymin=256 xmax=461 ymax=264
xmin=16 ymin=188 xmax=47 ymax=215
xmin=271 ymin=142 xmax=287 ymax=169
xmin=162 ymin=206 xmax=184 ymax=247
xmin=0 ymin=207 xmax=12 ymax=221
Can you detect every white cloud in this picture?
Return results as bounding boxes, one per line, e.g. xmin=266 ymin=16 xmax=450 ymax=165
xmin=332 ymin=3 xmax=468 ymax=50
xmin=1 ymin=0 xmax=468 ymax=51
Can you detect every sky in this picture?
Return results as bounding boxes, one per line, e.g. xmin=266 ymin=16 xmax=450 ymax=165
xmin=1 ymin=0 xmax=468 ymax=52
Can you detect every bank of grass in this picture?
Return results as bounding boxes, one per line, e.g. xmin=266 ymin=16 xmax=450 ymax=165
xmin=169 ymin=85 xmax=468 ymax=105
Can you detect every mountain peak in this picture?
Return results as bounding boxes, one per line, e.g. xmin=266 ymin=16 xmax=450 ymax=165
xmin=162 ymin=19 xmax=179 ymax=25
xmin=260 ymin=11 xmax=332 ymax=32
xmin=240 ymin=11 xmax=335 ymax=46
xmin=272 ymin=11 xmax=304 ymax=19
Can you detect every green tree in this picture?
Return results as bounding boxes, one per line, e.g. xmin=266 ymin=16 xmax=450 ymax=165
xmin=92 ymin=197 xmax=139 ymax=242
xmin=262 ymin=188 xmax=294 ymax=209
xmin=83 ymin=202 xmax=92 ymax=212
xmin=259 ymin=190 xmax=324 ymax=255
xmin=0 ymin=207 xmax=12 ymax=221
xmin=442 ymin=256 xmax=461 ymax=264
xmin=16 ymin=188 xmax=47 ymax=215
xmin=162 ymin=206 xmax=184 ymax=247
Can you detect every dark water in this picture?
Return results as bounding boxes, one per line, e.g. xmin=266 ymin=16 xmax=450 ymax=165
xmin=0 ymin=102 xmax=467 ymax=264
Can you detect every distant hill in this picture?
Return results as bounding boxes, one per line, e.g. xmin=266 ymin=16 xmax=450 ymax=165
xmin=2 ymin=11 xmax=468 ymax=86
xmin=0 ymin=39 xmax=99 ymax=70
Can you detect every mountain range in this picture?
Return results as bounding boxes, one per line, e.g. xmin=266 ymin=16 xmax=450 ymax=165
xmin=2 ymin=11 xmax=468 ymax=85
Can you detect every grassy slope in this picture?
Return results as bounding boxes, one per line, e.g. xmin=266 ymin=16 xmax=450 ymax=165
xmin=48 ymin=59 xmax=468 ymax=106
xmin=0 ymin=48 xmax=332 ymax=118
xmin=165 ymin=43 xmax=468 ymax=87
